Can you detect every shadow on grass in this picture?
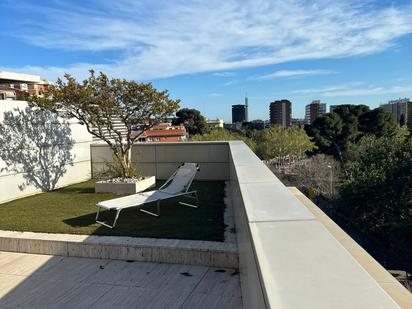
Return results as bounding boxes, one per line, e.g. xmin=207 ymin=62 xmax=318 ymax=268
xmin=0 ymin=179 xmax=226 ymax=241
xmin=58 ymin=186 xmax=96 ymax=194
xmin=61 ymin=181 xmax=226 ymax=241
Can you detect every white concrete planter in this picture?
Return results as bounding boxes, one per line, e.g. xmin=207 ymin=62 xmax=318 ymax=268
xmin=95 ymin=176 xmax=156 ymax=195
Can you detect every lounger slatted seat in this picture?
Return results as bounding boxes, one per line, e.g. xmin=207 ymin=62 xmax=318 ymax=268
xmin=95 ymin=163 xmax=200 ymax=228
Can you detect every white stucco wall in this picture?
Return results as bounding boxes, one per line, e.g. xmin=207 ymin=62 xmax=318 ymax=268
xmin=0 ymin=100 xmax=92 ymax=203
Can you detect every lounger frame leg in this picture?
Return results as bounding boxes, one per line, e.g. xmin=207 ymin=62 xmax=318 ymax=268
xmin=140 ymin=200 xmax=160 ymax=217
xmin=179 ymin=191 xmax=199 ymax=208
xmin=96 ymin=206 xmax=122 ymax=229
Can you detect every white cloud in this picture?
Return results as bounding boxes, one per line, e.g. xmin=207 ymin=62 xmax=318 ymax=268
xmin=2 ymin=0 xmax=412 ymax=81
xmin=253 ymin=69 xmax=336 ymax=80
xmin=293 ymin=83 xmax=412 ymax=97
xmin=322 ymin=85 xmax=412 ymax=97
xmin=209 ymin=92 xmax=223 ymax=97
xmin=224 ymin=80 xmax=239 ymax=87
xmin=212 ymin=72 xmax=237 ymax=77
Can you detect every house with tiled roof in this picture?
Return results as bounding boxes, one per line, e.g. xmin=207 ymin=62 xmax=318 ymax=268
xmin=135 ymin=123 xmax=188 ymax=142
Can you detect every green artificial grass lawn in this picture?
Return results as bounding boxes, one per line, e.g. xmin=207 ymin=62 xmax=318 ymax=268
xmin=0 ymin=180 xmax=226 ymax=241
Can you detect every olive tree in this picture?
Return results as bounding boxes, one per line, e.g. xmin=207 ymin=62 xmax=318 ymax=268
xmin=29 ymin=70 xmax=180 ymax=178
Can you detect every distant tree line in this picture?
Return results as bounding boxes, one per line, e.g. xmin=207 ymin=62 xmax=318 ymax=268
xmin=305 ymin=105 xmax=412 ymax=271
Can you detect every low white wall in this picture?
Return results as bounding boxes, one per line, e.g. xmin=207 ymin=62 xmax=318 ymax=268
xmin=91 ymin=141 xmax=229 ymax=180
xmin=0 ymin=100 xmax=92 ymax=203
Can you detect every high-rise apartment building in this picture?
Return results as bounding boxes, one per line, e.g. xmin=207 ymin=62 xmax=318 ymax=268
xmin=232 ymin=94 xmax=249 ymax=123
xmin=305 ymin=100 xmax=326 ymax=124
xmin=232 ymin=104 xmax=247 ymax=123
xmin=269 ymin=99 xmax=292 ymax=127
xmin=380 ymin=98 xmax=412 ymax=130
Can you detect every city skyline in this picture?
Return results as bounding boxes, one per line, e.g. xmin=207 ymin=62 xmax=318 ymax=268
xmin=1 ymin=1 xmax=412 ymax=121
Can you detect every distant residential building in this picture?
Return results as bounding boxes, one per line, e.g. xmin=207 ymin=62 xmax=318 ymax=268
xmin=242 ymin=120 xmax=265 ymax=131
xmin=291 ymin=118 xmax=305 ymax=126
xmin=0 ymin=71 xmax=52 ymax=99
xmin=269 ymin=99 xmax=292 ymax=127
xmin=206 ymin=118 xmax=224 ymax=129
xmin=380 ymin=98 xmax=412 ymax=130
xmin=330 ymin=105 xmax=338 ymax=113
xmin=0 ymin=86 xmax=24 ymax=100
xmin=231 ymin=94 xmax=249 ymax=123
xmin=135 ymin=123 xmax=187 ymax=142
xmin=232 ymin=104 xmax=247 ymax=123
xmin=224 ymin=122 xmax=243 ymax=131
xmin=305 ymin=100 xmax=326 ymax=124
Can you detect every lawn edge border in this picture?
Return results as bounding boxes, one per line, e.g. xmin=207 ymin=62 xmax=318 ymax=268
xmin=0 ymin=230 xmax=238 ymax=268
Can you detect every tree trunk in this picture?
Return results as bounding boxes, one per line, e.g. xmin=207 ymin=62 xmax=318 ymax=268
xmin=111 ymin=146 xmax=130 ymax=179
xmin=332 ymin=140 xmax=348 ymax=177
xmin=119 ymin=147 xmax=132 ymax=179
xmin=125 ymin=146 xmax=132 ymax=178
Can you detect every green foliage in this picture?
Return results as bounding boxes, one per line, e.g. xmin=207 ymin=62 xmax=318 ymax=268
xmin=173 ymin=108 xmax=208 ymax=135
xmin=306 ymin=112 xmax=345 ymax=161
xmin=96 ymin=157 xmax=140 ymax=181
xmin=339 ymin=131 xmax=412 ymax=238
xmin=190 ymin=128 xmax=256 ymax=150
xmin=307 ymin=105 xmax=410 ymax=264
xmin=254 ymin=126 xmax=315 ymax=161
xmin=306 ymin=105 xmax=399 ymax=166
xmin=28 ymin=70 xmax=180 ymax=178
xmin=358 ymin=107 xmax=398 ymax=137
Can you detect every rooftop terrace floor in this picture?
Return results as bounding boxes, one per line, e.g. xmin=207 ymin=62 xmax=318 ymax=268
xmin=0 ymin=251 xmax=242 ymax=309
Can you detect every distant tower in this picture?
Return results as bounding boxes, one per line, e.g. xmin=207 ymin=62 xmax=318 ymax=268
xmin=245 ymin=93 xmax=249 ymax=122
xmin=270 ymin=99 xmax=292 ymax=127
xmin=305 ymin=100 xmax=326 ymax=125
xmin=232 ymin=105 xmax=247 ymax=123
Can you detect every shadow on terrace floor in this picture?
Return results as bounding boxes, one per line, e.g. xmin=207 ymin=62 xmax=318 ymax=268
xmin=0 ymin=251 xmax=242 ymax=308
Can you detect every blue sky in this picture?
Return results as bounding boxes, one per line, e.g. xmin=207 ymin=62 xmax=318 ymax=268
xmin=1 ymin=0 xmax=412 ymax=121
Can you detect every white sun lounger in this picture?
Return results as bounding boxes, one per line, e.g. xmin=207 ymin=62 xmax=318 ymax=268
xmin=95 ymin=163 xmax=200 ymax=228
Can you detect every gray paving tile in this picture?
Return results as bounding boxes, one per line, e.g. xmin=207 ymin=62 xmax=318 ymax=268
xmin=141 ymin=263 xmax=208 ymax=291
xmin=0 ymin=251 xmax=242 ymax=309
xmin=88 ymin=286 xmax=190 ymax=309
xmin=181 ymin=293 xmax=242 ymax=309
xmin=192 ymin=268 xmax=241 ymax=298
xmin=0 ymin=276 xmax=81 ymax=308
xmin=0 ymin=253 xmax=55 ymax=276
xmin=50 ymin=283 xmax=113 ymax=309
xmin=0 ymin=274 xmax=26 ymax=298
xmin=33 ymin=256 xmax=110 ymax=283
xmin=84 ymin=260 xmax=158 ymax=286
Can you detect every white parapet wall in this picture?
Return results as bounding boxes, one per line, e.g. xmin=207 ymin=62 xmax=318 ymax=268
xmin=227 ymin=141 xmax=404 ymax=309
xmin=0 ymin=100 xmax=92 ymax=203
xmin=91 ymin=141 xmax=230 ymax=180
